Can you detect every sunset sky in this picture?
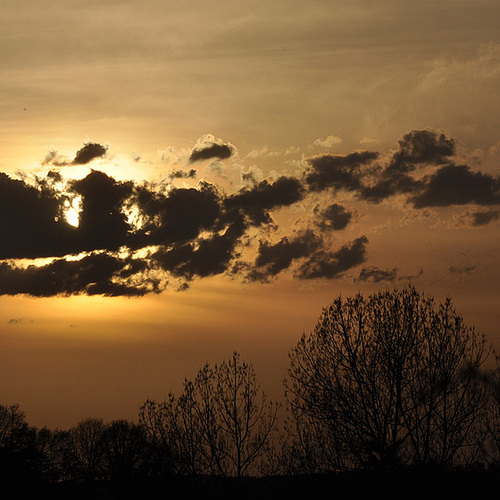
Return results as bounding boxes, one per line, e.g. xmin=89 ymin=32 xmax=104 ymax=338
xmin=1 ymin=0 xmax=499 ymax=430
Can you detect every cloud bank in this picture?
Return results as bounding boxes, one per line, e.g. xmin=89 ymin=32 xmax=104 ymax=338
xmin=1 ymin=129 xmax=498 ymax=297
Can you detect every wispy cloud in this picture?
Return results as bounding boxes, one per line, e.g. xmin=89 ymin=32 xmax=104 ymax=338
xmin=313 ymin=135 xmax=343 ymax=148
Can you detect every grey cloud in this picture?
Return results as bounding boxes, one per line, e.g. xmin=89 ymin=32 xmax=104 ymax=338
xmin=43 ymin=141 xmax=108 ymax=167
xmin=392 ymin=129 xmax=456 ymax=168
xmin=295 ymin=235 xmax=369 ymax=280
xmin=469 ymin=209 xmax=499 ymax=226
xmin=305 ymin=151 xmax=379 ymax=192
xmin=314 ymin=203 xmax=353 ymax=230
xmin=72 ymin=142 xmax=108 ymax=165
xmin=224 ymin=176 xmax=305 ymax=226
xmin=1 ymin=128 xmax=497 ymax=297
xmin=189 ymin=142 xmax=234 ymax=163
xmin=168 ymin=168 xmax=197 ymax=180
xmin=357 ymin=265 xmax=398 ymax=283
xmin=449 ymin=264 xmax=477 ymax=274
xmin=153 ymin=222 xmax=244 ymax=280
xmin=247 ymin=230 xmax=323 ymax=282
xmin=411 ymin=163 xmax=500 ymax=208
xmin=0 ymin=253 xmax=153 ymax=297
xmin=0 ymin=172 xmax=77 ymax=259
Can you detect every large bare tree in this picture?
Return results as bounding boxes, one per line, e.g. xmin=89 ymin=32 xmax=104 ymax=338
xmin=285 ymin=286 xmax=490 ymax=471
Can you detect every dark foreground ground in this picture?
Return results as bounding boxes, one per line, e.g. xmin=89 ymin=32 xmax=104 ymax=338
xmin=8 ymin=468 xmax=500 ymax=499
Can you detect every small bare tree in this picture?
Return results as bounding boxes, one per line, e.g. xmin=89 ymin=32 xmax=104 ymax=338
xmin=210 ymin=352 xmax=279 ymax=478
xmin=0 ymin=403 xmax=41 ymax=480
xmin=141 ymin=352 xmax=279 ymax=478
xmin=102 ymin=419 xmax=148 ymax=480
xmin=70 ymin=417 xmax=106 ymax=480
xmin=0 ymin=404 xmax=28 ymax=448
xmin=139 ymin=394 xmax=203 ymax=475
xmin=481 ymin=353 xmax=500 ymax=466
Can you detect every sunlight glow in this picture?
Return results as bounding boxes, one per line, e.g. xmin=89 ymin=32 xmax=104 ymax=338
xmin=63 ymin=196 xmax=82 ymax=227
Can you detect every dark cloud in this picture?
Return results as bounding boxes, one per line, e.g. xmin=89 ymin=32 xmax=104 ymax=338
xmin=72 ymin=142 xmax=108 ymax=165
xmin=398 ymin=268 xmax=424 ymax=281
xmin=314 ymin=203 xmax=353 ymax=230
xmin=224 ymin=176 xmax=305 ymax=226
xmin=392 ymin=129 xmax=455 ymax=167
xmin=0 ymin=172 xmax=77 ymax=259
xmin=295 ymin=236 xmax=369 ymax=280
xmin=355 ymin=130 xmax=454 ymax=203
xmin=411 ymin=164 xmax=500 ymax=208
xmin=358 ymin=168 xmax=420 ymax=203
xmin=469 ymin=209 xmax=499 ymax=226
xmin=132 ymin=181 xmax=223 ymax=247
xmin=45 ymin=170 xmax=64 ymax=183
xmin=1 ymin=129 xmax=497 ymax=297
xmin=305 ymin=151 xmax=378 ymax=192
xmin=381 ymin=131 xmax=499 ymax=208
xmin=357 ymin=265 xmax=398 ymax=283
xmin=70 ymin=170 xmax=133 ymax=251
xmin=42 ymin=142 xmax=108 ymax=167
xmin=247 ymin=230 xmax=323 ymax=282
xmin=168 ymin=168 xmax=197 ymax=180
xmin=0 ymin=253 xmax=153 ymax=297
xmin=305 ymin=130 xmax=500 ymax=211
xmin=43 ymin=150 xmax=70 ymax=167
xmin=189 ymin=143 xmax=233 ymax=163
xmin=241 ymin=167 xmax=261 ymax=184
xmin=153 ymin=221 xmax=244 ymax=280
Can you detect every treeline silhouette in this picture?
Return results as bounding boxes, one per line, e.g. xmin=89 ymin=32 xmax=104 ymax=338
xmin=2 ymin=287 xmax=500 ymax=498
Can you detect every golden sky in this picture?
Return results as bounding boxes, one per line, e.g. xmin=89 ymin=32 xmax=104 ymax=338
xmin=1 ymin=0 xmax=499 ymax=429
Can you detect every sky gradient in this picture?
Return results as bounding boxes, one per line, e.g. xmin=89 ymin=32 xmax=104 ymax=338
xmin=1 ymin=0 xmax=499 ymax=429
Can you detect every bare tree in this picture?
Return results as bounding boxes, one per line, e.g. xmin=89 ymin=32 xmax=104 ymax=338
xmin=285 ymin=287 xmax=490 ymax=471
xmin=139 ymin=395 xmax=192 ymax=474
xmin=211 ymin=352 xmax=279 ymax=478
xmin=0 ymin=403 xmax=40 ymax=480
xmin=35 ymin=428 xmax=75 ymax=482
xmin=0 ymin=404 xmax=27 ymax=448
xmin=481 ymin=353 xmax=500 ymax=466
xmin=70 ymin=417 xmax=106 ymax=480
xmin=141 ymin=352 xmax=279 ymax=478
xmin=280 ymin=408 xmax=352 ymax=474
xmin=101 ymin=419 xmax=148 ymax=480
